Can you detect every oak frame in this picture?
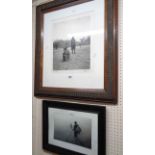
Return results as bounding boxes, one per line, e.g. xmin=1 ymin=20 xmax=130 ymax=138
xmin=34 ymin=0 xmax=118 ymax=104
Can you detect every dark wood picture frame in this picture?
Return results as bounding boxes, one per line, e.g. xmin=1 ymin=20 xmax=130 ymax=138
xmin=34 ymin=0 xmax=118 ymax=104
xmin=43 ymin=100 xmax=106 ymax=155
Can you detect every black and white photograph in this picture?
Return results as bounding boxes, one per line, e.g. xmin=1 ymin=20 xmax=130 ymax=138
xmin=53 ymin=112 xmax=92 ymax=148
xmin=52 ymin=16 xmax=91 ymax=70
xmin=41 ymin=0 xmax=105 ymax=91
xmin=43 ymin=100 xmax=106 ymax=155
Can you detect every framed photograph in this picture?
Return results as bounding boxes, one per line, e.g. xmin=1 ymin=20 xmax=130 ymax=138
xmin=43 ymin=100 xmax=106 ymax=155
xmin=35 ymin=0 xmax=118 ymax=104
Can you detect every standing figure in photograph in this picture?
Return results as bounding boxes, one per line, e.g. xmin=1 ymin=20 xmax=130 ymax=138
xmin=71 ymin=37 xmax=76 ymax=54
xmin=72 ymin=121 xmax=82 ymax=138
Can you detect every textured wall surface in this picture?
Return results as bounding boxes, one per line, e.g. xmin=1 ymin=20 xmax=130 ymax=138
xmin=32 ymin=0 xmax=123 ymax=155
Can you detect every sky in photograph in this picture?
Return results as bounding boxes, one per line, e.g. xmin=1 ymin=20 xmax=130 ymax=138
xmin=52 ymin=16 xmax=91 ymax=41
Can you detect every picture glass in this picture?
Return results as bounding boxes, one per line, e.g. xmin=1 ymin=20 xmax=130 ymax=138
xmin=48 ymin=107 xmax=98 ymax=155
xmin=43 ymin=0 xmax=104 ymax=89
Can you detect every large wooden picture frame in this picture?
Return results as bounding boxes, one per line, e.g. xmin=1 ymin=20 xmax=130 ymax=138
xmin=34 ymin=0 xmax=118 ymax=104
xmin=43 ymin=100 xmax=106 ymax=155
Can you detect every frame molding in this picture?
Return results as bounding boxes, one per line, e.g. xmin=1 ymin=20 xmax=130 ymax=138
xmin=34 ymin=0 xmax=118 ymax=104
xmin=43 ymin=100 xmax=106 ymax=155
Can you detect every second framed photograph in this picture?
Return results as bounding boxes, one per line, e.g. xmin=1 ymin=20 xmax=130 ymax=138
xmin=35 ymin=0 xmax=118 ymax=104
xmin=43 ymin=100 xmax=106 ymax=155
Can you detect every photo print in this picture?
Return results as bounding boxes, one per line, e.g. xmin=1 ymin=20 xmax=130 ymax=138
xmin=53 ymin=112 xmax=92 ymax=148
xmin=43 ymin=100 xmax=106 ymax=155
xmin=52 ymin=16 xmax=91 ymax=70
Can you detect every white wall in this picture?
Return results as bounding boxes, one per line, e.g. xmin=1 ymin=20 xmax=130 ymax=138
xmin=32 ymin=0 xmax=123 ymax=155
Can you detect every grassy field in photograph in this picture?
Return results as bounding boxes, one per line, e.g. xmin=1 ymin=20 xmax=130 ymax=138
xmin=53 ymin=45 xmax=90 ymax=70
